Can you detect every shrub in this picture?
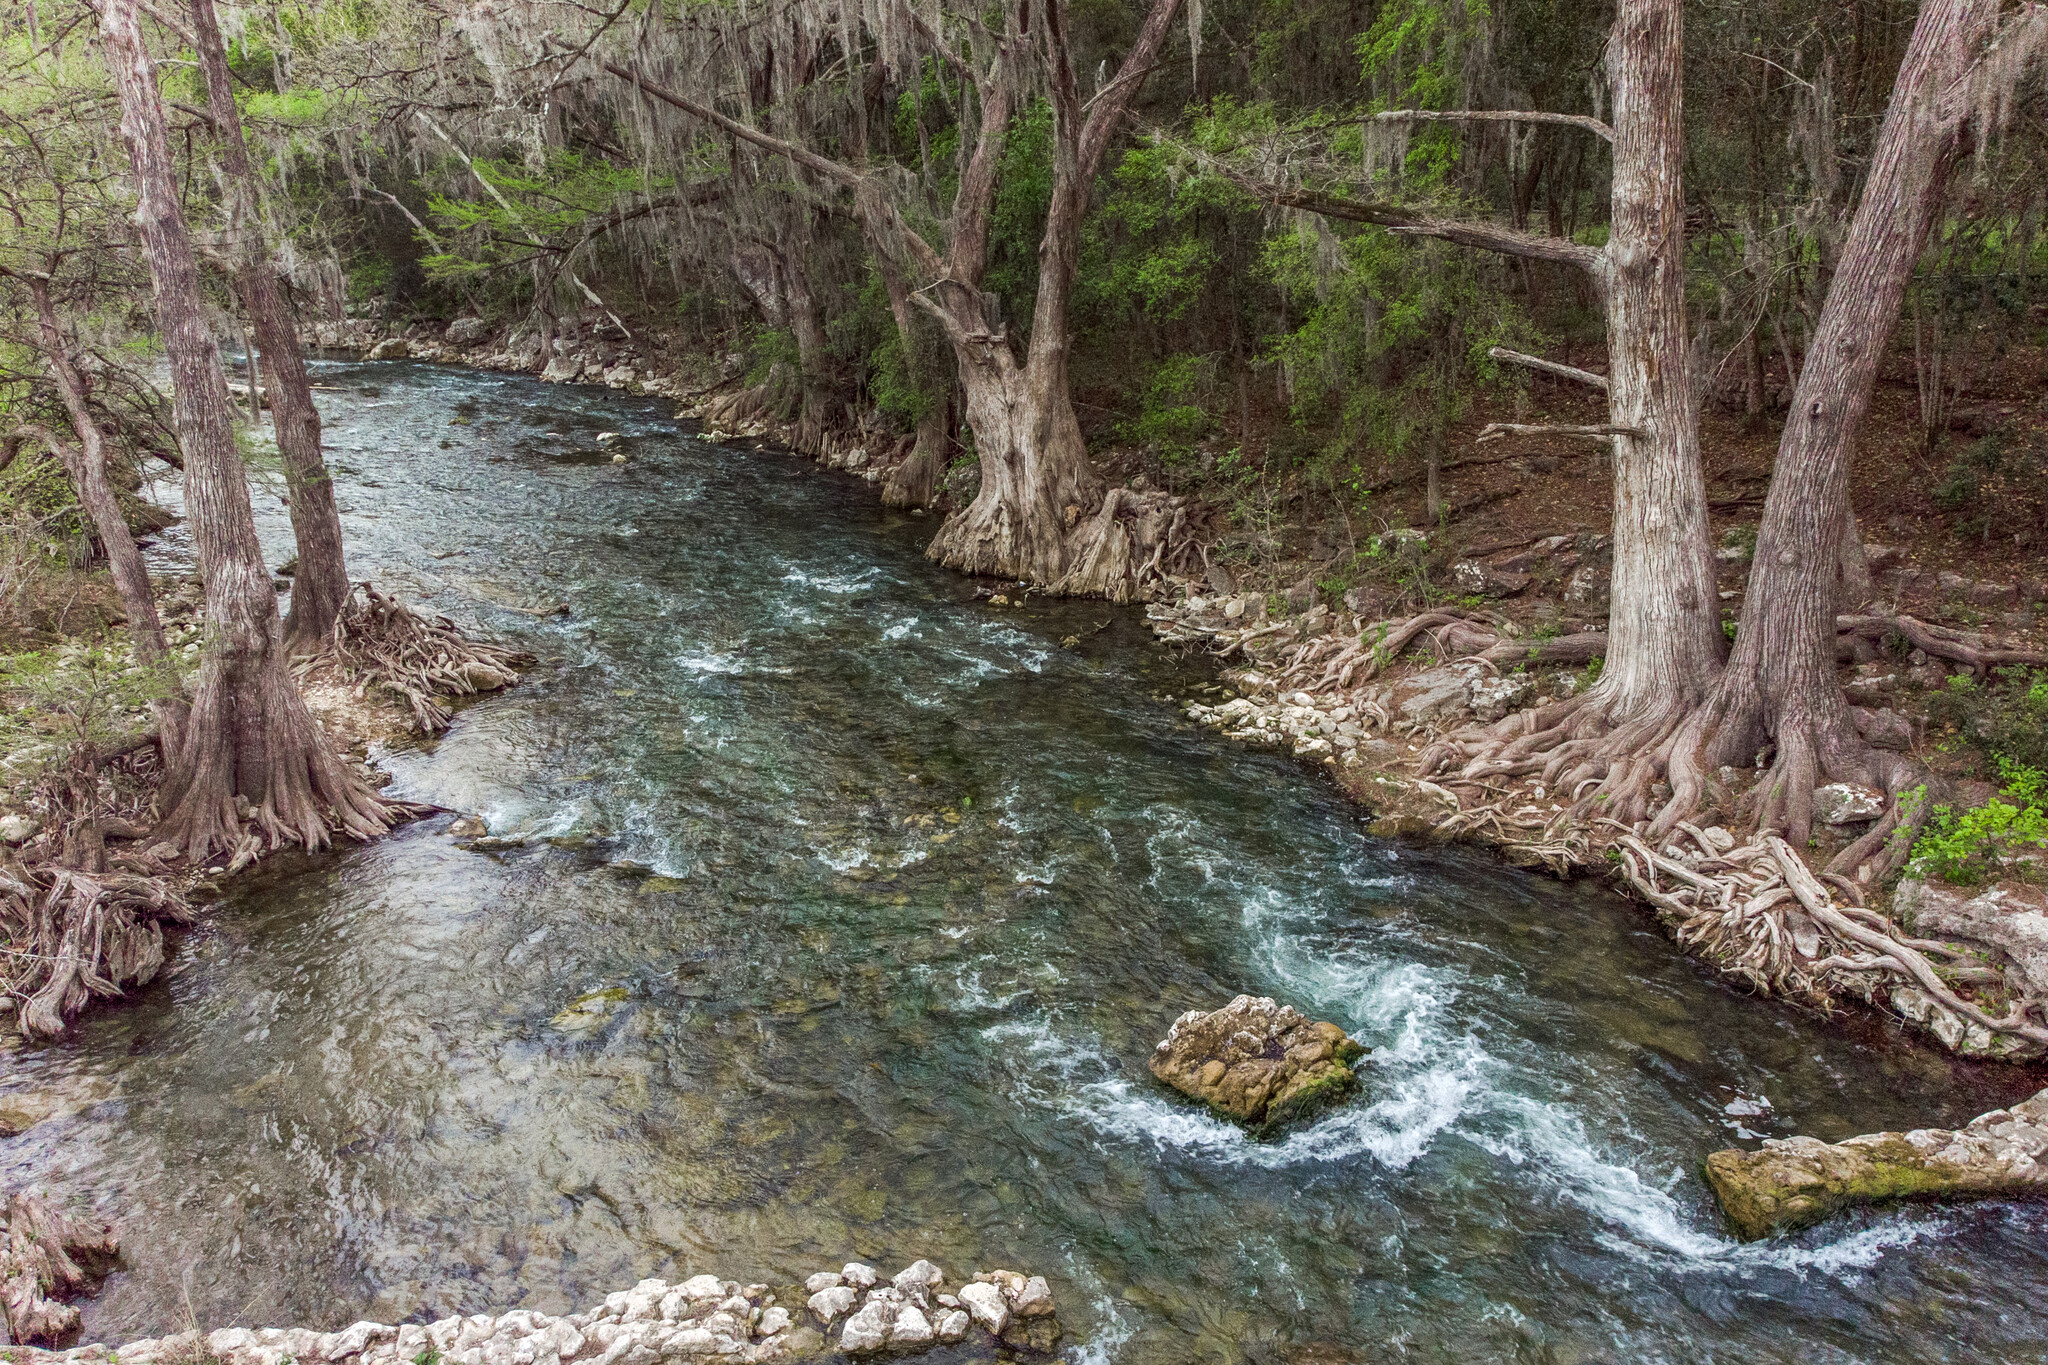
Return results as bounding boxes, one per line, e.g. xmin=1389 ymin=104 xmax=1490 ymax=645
xmin=1927 ymin=667 xmax=2048 ymax=772
xmin=1906 ymin=758 xmax=2048 ymax=886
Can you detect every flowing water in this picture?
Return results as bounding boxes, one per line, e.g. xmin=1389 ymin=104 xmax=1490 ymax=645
xmin=6 ymin=360 xmax=2048 ymax=1365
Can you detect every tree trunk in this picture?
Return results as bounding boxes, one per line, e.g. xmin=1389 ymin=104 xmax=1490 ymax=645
xmin=189 ymin=0 xmax=352 ymax=654
xmin=1655 ymin=0 xmax=2031 ymax=853
xmin=101 ymin=0 xmax=392 ymax=862
xmin=27 ymin=282 xmax=172 ymax=673
xmin=1578 ymin=0 xmax=1724 ymax=732
xmin=778 ymin=240 xmax=837 ymax=456
xmin=875 ymin=252 xmax=951 ymax=509
xmin=924 ymin=0 xmax=1183 ymax=588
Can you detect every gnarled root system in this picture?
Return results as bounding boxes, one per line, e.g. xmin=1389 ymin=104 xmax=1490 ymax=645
xmin=309 ymin=582 xmax=531 ymax=735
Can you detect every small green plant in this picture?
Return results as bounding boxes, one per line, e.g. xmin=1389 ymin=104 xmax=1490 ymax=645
xmin=1907 ymin=758 xmax=2048 ymax=885
xmin=1582 ymin=655 xmax=1605 ymax=687
xmin=1928 ymin=666 xmax=2048 ymax=771
xmin=413 ymin=1349 xmax=443 ymax=1365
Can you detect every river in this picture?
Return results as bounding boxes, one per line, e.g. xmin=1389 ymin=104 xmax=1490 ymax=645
xmin=5 ymin=358 xmax=2046 ymax=1364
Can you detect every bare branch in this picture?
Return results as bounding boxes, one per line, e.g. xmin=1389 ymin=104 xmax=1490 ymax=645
xmin=1475 ymin=422 xmax=1643 ymax=444
xmin=1488 ymin=346 xmax=1610 ymax=392
xmin=1371 ymin=108 xmax=1614 ymax=143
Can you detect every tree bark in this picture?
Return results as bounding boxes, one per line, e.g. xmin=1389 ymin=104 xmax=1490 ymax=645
xmin=874 ymin=249 xmax=951 ymax=509
xmin=1655 ymin=0 xmax=2038 ymax=852
xmin=189 ymin=0 xmax=352 ymax=654
xmin=1582 ymin=0 xmax=1723 ymax=727
xmin=100 ymin=0 xmax=391 ymax=862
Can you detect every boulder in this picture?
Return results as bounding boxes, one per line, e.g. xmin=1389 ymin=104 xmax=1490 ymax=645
xmin=1283 ymin=576 xmax=1318 ymax=613
xmin=0 ymin=813 xmax=36 ymax=844
xmin=443 ymin=317 xmax=491 ymax=347
xmin=1450 ymin=560 xmax=1532 ymax=598
xmin=1149 ymin=994 xmax=1367 ymax=1133
xmin=956 ymin=1282 xmax=1006 ymax=1336
xmin=365 ymin=337 xmax=408 ymax=360
xmin=1705 ymin=1086 xmax=2048 ymax=1239
xmin=1390 ymin=666 xmax=1471 ymax=724
xmin=1812 ymin=782 xmax=1885 ymax=825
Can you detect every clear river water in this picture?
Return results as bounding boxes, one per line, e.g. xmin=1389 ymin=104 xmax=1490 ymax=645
xmin=5 ymin=359 xmax=2048 ymax=1365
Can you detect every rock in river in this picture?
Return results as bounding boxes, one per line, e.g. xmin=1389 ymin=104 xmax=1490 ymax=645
xmin=1150 ymin=994 xmax=1366 ymax=1133
xmin=1704 ymin=1086 xmax=2048 ymax=1239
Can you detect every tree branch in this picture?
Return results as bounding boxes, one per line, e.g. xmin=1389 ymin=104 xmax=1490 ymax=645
xmin=1475 ymin=422 xmax=1642 ymax=444
xmin=1372 ymin=108 xmax=1614 ymax=143
xmin=1488 ymin=346 xmax=1610 ymax=391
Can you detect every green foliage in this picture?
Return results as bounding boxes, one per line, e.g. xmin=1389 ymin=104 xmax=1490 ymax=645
xmin=0 ymin=641 xmax=180 ymax=777
xmin=1928 ymin=668 xmax=2048 ymax=772
xmin=984 ymin=101 xmax=1057 ymax=333
xmin=1907 ymin=759 xmax=2048 ymax=886
xmin=1119 ymin=355 xmax=1217 ymax=462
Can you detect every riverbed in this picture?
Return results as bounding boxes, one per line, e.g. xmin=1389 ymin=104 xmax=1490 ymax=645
xmin=5 ymin=359 xmax=2046 ymax=1364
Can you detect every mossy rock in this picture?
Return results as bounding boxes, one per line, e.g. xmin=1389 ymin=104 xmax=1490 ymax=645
xmin=1151 ymin=995 xmax=1370 ymax=1136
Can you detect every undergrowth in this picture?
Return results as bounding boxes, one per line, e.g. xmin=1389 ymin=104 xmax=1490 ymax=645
xmin=1907 ymin=757 xmax=2048 ymax=886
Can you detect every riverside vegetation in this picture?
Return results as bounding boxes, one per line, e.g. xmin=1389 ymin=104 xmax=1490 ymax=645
xmin=4 ymin=0 xmax=2048 ymax=1360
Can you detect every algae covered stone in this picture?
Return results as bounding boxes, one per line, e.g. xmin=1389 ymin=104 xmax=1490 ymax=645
xmin=1704 ymin=1085 xmax=2048 ymax=1239
xmin=1149 ymin=995 xmax=1366 ymax=1133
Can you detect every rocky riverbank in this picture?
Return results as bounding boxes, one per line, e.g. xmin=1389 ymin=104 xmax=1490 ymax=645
xmin=7 ymin=1261 xmax=1061 ymax=1363
xmin=1705 ymin=1086 xmax=2048 ymax=1239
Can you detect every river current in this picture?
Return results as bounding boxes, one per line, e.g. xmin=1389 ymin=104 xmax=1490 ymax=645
xmin=5 ymin=359 xmax=2047 ymax=1364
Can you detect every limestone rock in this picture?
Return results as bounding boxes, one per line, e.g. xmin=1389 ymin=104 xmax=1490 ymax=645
xmin=1705 ymin=1086 xmax=2048 ymax=1239
xmin=444 ymin=317 xmax=491 ymax=347
xmin=1149 ymin=994 xmax=1367 ymax=1133
xmin=890 ymin=1260 xmax=942 ymax=1293
xmin=802 ymin=1272 xmax=842 ymax=1294
xmin=366 ymin=337 xmax=408 ymax=360
xmin=935 ymin=1311 xmax=968 ymax=1343
xmin=1390 ymin=667 xmax=1470 ymax=725
xmin=0 ymin=813 xmax=36 ymax=844
xmin=806 ymin=1286 xmax=854 ymax=1325
xmin=0 ymin=1092 xmax=52 ymax=1136
xmin=836 ymin=1299 xmax=892 ymax=1354
xmin=889 ymin=1305 xmax=933 ymax=1347
xmin=1812 ymin=782 xmax=1885 ymax=825
xmin=955 ymin=1282 xmax=1007 ymax=1336
xmin=1896 ymin=878 xmax=2048 ymax=997
xmin=840 ymin=1262 xmax=877 ymax=1288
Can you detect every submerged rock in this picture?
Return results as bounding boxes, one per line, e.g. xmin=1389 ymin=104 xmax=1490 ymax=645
xmin=1704 ymin=1086 xmax=2048 ymax=1239
xmin=1150 ymin=995 xmax=1366 ymax=1133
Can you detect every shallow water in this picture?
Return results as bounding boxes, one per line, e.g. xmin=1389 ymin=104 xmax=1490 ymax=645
xmin=6 ymin=360 xmax=2048 ymax=1364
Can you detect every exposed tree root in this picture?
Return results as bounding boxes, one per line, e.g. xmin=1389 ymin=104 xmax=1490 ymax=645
xmin=1835 ymin=612 xmax=2048 ymax=675
xmin=307 ymin=583 xmax=531 ymax=736
xmin=1615 ymin=827 xmax=2048 ymax=1053
xmin=0 ymin=1191 xmax=119 ymax=1344
xmin=0 ymin=856 xmax=192 ymax=1039
xmin=1051 ymin=487 xmax=1205 ymax=603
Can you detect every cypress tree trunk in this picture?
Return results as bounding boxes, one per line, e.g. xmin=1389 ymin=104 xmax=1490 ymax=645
xmin=1579 ymin=0 xmax=1722 ymax=728
xmin=874 ymin=252 xmax=951 ymax=510
xmin=1653 ymin=0 xmax=2030 ymax=854
xmin=100 ymin=0 xmax=392 ymax=862
xmin=923 ymin=0 xmax=1184 ymax=589
xmin=188 ymin=0 xmax=352 ymax=654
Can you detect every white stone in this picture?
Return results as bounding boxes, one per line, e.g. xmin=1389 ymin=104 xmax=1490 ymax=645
xmin=678 ymin=1274 xmax=725 ymax=1300
xmin=889 ymin=1306 xmax=933 ymax=1346
xmin=1813 ymin=782 xmax=1885 ymax=825
xmin=803 ymin=1271 xmax=843 ymax=1294
xmin=322 ymin=1322 xmax=395 ymax=1361
xmin=807 ymin=1286 xmax=856 ymax=1325
xmin=840 ymin=1262 xmax=878 ymax=1288
xmin=836 ymin=1300 xmax=892 ymax=1354
xmin=936 ymin=1311 xmax=970 ymax=1343
xmin=1012 ymin=1276 xmax=1055 ymax=1317
xmin=756 ymin=1307 xmax=790 ymax=1337
xmin=0 ymin=814 xmax=37 ymax=844
xmin=891 ymin=1259 xmax=944 ymax=1292
xmin=957 ymin=1282 xmax=1007 ymax=1335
